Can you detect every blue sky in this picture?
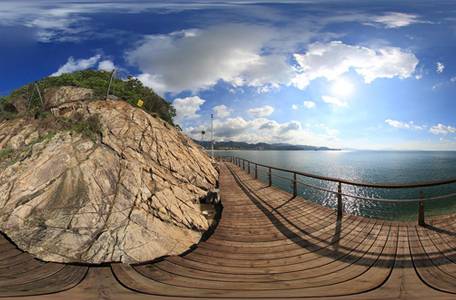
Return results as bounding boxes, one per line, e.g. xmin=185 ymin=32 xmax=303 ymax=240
xmin=1 ymin=0 xmax=456 ymax=150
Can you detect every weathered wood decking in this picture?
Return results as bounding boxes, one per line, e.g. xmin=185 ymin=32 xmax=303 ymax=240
xmin=0 ymin=162 xmax=456 ymax=299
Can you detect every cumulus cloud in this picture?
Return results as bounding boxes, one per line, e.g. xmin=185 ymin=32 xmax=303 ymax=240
xmin=185 ymin=117 xmax=338 ymax=146
xmin=292 ymin=41 xmax=418 ymax=89
xmin=172 ymin=96 xmax=205 ymax=123
xmin=385 ymin=119 xmax=424 ymax=130
xmin=436 ymin=62 xmax=445 ymax=73
xmin=127 ymin=24 xmax=294 ymax=94
xmin=51 ymin=55 xmax=101 ymax=76
xmin=429 ymin=123 xmax=456 ymax=135
xmin=51 ymin=55 xmax=118 ymax=76
xmin=291 ymin=104 xmax=299 ymax=110
xmin=135 ymin=73 xmax=168 ymax=95
xmin=280 ymin=120 xmax=301 ymax=133
xmin=321 ymin=95 xmax=347 ymax=107
xmin=303 ymin=100 xmax=316 ymax=109
xmin=369 ymin=12 xmax=424 ymax=28
xmin=213 ymin=105 xmax=232 ymax=118
xmin=248 ymin=105 xmax=274 ymax=117
xmin=98 ymin=60 xmax=115 ymax=72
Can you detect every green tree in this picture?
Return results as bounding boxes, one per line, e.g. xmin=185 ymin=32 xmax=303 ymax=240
xmin=1 ymin=70 xmax=176 ymax=125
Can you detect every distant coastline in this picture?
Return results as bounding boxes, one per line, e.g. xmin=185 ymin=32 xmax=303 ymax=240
xmin=194 ymin=140 xmax=340 ymax=151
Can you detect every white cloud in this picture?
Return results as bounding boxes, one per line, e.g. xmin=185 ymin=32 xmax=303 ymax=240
xmin=248 ymin=105 xmax=274 ymax=117
xmin=0 ymin=2 xmax=226 ymax=42
xmin=451 ymin=76 xmax=456 ymax=83
xmin=292 ymin=41 xmax=418 ymax=89
xmin=213 ymin=105 xmax=232 ymax=118
xmin=291 ymin=104 xmax=299 ymax=110
xmin=185 ymin=117 xmax=339 ymax=147
xmin=370 ymin=12 xmax=424 ymax=28
xmin=303 ymin=100 xmax=316 ymax=109
xmin=429 ymin=123 xmax=456 ymax=135
xmin=385 ymin=119 xmax=424 ymax=130
xmin=436 ymin=62 xmax=445 ymax=73
xmin=98 ymin=60 xmax=115 ymax=72
xmin=127 ymin=24 xmax=294 ymax=94
xmin=51 ymin=55 xmax=101 ymax=76
xmin=321 ymin=95 xmax=347 ymax=107
xmin=280 ymin=120 xmax=301 ymax=133
xmin=135 ymin=73 xmax=168 ymax=96
xmin=51 ymin=55 xmax=117 ymax=76
xmin=172 ymin=96 xmax=205 ymax=123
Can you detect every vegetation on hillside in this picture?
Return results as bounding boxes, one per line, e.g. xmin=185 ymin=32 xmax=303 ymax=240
xmin=195 ymin=140 xmax=340 ymax=151
xmin=0 ymin=70 xmax=176 ymax=124
xmin=36 ymin=112 xmax=103 ymax=141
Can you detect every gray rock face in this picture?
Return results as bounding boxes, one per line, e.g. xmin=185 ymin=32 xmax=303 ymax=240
xmin=10 ymin=96 xmax=28 ymax=114
xmin=44 ymin=86 xmax=94 ymax=108
xmin=0 ymin=93 xmax=218 ymax=264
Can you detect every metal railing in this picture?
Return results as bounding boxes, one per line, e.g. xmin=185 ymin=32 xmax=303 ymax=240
xmin=219 ymin=156 xmax=456 ymax=225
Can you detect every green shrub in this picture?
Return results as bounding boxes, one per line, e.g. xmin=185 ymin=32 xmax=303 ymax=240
xmin=0 ymin=97 xmax=18 ymax=121
xmin=0 ymin=148 xmax=14 ymax=162
xmin=46 ymin=113 xmax=102 ymax=141
xmin=66 ymin=114 xmax=102 ymax=141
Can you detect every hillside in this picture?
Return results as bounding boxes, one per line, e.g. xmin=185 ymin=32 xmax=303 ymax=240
xmin=0 ymin=70 xmax=176 ymax=124
xmin=0 ymin=84 xmax=218 ymax=264
xmin=195 ymin=140 xmax=340 ymax=151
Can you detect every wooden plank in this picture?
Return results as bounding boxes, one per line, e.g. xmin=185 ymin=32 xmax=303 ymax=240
xmin=1 ymin=161 xmax=455 ymax=299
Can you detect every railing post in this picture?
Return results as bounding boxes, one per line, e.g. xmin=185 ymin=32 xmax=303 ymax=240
xmin=248 ymin=162 xmax=250 ymax=174
xmin=293 ymin=173 xmax=297 ymax=197
xmin=255 ymin=164 xmax=258 ymax=179
xmin=268 ymin=167 xmax=272 ymax=186
xmin=337 ymin=182 xmax=343 ymax=220
xmin=418 ymin=191 xmax=425 ymax=226
xmin=242 ymin=160 xmax=245 ymax=170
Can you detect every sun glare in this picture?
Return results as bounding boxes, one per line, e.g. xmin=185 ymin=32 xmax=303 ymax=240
xmin=330 ymin=78 xmax=355 ymax=98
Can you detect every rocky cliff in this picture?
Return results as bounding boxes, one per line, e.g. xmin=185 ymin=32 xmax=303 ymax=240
xmin=0 ymin=87 xmax=218 ymax=264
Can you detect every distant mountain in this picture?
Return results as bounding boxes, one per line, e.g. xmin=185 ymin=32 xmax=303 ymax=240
xmin=194 ymin=140 xmax=340 ymax=151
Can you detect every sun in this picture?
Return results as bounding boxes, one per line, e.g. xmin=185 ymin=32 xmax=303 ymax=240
xmin=330 ymin=78 xmax=355 ymax=98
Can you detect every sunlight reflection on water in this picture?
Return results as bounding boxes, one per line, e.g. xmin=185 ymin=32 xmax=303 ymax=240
xmin=218 ymin=150 xmax=456 ymax=220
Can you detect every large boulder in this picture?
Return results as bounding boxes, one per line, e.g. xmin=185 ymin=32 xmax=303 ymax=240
xmin=44 ymin=86 xmax=94 ymax=108
xmin=9 ymin=95 xmax=28 ymax=114
xmin=0 ymin=98 xmax=218 ymax=264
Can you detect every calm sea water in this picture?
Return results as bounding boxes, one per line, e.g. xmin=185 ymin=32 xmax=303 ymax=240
xmin=215 ymin=150 xmax=456 ymax=220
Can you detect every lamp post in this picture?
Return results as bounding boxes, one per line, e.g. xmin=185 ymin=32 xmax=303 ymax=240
xmin=210 ymin=114 xmax=214 ymax=158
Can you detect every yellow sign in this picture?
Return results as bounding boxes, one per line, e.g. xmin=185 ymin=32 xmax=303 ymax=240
xmin=137 ymin=99 xmax=144 ymax=107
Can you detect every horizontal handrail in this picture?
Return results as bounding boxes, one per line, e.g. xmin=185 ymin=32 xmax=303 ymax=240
xmin=231 ymin=156 xmax=456 ymax=189
xmin=256 ymin=162 xmax=456 ymax=203
xmin=224 ymin=155 xmax=456 ymax=225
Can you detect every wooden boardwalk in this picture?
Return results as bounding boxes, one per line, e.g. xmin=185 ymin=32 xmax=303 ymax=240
xmin=0 ymin=162 xmax=456 ymax=299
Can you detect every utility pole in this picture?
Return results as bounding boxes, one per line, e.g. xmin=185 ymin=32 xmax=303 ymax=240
xmin=106 ymin=69 xmax=116 ymax=100
xmin=34 ymin=83 xmax=44 ymax=107
xmin=210 ymin=113 xmax=214 ymax=158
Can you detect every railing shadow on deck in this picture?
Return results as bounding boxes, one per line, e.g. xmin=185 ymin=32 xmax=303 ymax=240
xmin=217 ymin=155 xmax=456 ymax=226
xmin=223 ymin=160 xmax=456 ymax=269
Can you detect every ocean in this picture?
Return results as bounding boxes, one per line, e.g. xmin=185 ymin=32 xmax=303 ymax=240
xmin=215 ymin=150 xmax=456 ymax=220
